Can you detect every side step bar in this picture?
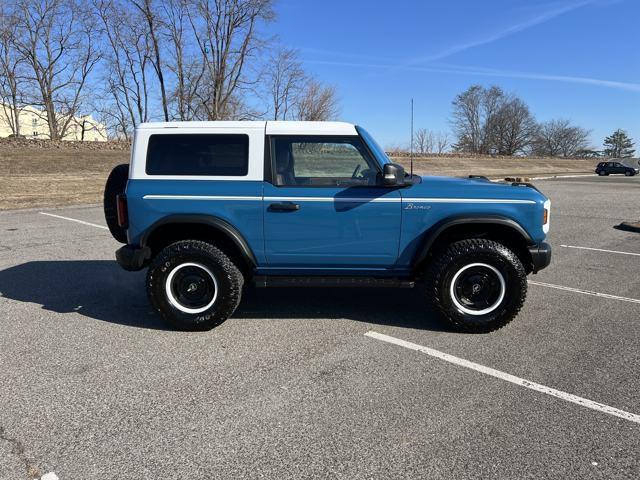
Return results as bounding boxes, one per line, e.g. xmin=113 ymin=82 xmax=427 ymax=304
xmin=253 ymin=276 xmax=415 ymax=288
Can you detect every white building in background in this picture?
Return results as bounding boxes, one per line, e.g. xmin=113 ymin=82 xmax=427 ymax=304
xmin=0 ymin=104 xmax=107 ymax=141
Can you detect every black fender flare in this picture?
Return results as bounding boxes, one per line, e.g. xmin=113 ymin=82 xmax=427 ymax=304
xmin=140 ymin=214 xmax=257 ymax=267
xmin=411 ymin=215 xmax=534 ymax=269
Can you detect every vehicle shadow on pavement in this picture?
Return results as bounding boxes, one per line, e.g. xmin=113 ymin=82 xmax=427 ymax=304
xmin=236 ymin=287 xmax=448 ymax=331
xmin=0 ymin=260 xmax=167 ymax=330
xmin=0 ymin=260 xmax=448 ymax=332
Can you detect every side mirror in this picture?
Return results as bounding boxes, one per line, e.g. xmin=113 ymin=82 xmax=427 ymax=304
xmin=382 ymin=163 xmax=406 ymax=186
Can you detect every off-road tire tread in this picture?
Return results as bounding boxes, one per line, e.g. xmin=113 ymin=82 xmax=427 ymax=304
xmin=425 ymin=238 xmax=527 ymax=333
xmin=147 ymin=240 xmax=243 ymax=331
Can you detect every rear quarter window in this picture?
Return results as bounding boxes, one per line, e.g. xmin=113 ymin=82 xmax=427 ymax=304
xmin=145 ymin=134 xmax=249 ymax=176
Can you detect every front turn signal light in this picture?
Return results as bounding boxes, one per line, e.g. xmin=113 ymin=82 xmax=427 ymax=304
xmin=542 ymin=199 xmax=551 ymax=233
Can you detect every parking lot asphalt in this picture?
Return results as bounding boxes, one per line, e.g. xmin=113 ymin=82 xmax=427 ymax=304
xmin=1 ymin=175 xmax=639 ymax=480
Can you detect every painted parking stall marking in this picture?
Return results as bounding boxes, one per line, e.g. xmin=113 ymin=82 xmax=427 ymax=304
xmin=528 ymin=280 xmax=640 ymax=304
xmin=560 ymin=244 xmax=640 ymax=257
xmin=365 ymin=331 xmax=640 ymax=424
xmin=39 ymin=212 xmax=108 ymax=230
xmin=40 ymin=473 xmax=59 ymax=480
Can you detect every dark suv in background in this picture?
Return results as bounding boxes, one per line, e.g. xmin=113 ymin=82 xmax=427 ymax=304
xmin=596 ymin=161 xmax=639 ymax=176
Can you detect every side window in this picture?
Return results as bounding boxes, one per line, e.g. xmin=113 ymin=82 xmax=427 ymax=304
xmin=146 ymin=134 xmax=249 ymax=176
xmin=271 ymin=136 xmax=379 ymax=187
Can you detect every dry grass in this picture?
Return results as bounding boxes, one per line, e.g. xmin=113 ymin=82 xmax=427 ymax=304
xmin=0 ymin=146 xmax=128 ymax=210
xmin=393 ymin=155 xmax=600 ymax=178
xmin=0 ymin=144 xmax=599 ymax=211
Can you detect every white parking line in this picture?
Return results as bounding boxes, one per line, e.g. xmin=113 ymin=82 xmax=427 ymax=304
xmin=560 ymin=244 xmax=640 ymax=257
xmin=365 ymin=331 xmax=640 ymax=424
xmin=528 ymin=280 xmax=640 ymax=304
xmin=40 ymin=473 xmax=59 ymax=480
xmin=39 ymin=212 xmax=108 ymax=230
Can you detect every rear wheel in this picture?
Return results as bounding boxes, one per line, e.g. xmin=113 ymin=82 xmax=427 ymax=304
xmin=425 ymin=239 xmax=527 ymax=333
xmin=103 ymin=163 xmax=129 ymax=243
xmin=147 ymin=240 xmax=243 ymax=330
xmin=598 ymin=170 xmax=607 ymax=176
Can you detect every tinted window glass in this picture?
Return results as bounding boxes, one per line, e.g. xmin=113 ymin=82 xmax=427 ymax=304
xmin=146 ymin=134 xmax=249 ymax=176
xmin=271 ymin=136 xmax=379 ymax=186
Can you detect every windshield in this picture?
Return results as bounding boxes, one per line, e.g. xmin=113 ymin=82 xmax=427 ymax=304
xmin=356 ymin=126 xmax=391 ymax=166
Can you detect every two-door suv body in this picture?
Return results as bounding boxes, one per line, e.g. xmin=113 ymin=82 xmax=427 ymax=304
xmin=104 ymin=121 xmax=551 ymax=332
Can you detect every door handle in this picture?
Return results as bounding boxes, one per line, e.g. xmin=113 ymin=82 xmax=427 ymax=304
xmin=269 ymin=202 xmax=300 ymax=212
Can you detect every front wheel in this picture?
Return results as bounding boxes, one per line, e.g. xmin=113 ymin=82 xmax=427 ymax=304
xmin=425 ymin=239 xmax=527 ymax=333
xmin=624 ymin=170 xmax=632 ymax=176
xmin=147 ymin=240 xmax=244 ymax=330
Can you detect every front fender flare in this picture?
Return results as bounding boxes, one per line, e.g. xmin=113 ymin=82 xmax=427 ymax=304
xmin=411 ymin=215 xmax=534 ymax=269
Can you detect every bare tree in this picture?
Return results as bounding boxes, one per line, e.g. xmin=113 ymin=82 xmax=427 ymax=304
xmin=414 ymin=128 xmax=434 ymax=154
xmin=435 ymin=131 xmax=449 ymax=154
xmin=162 ymin=0 xmax=205 ymax=120
xmin=452 ymin=85 xmax=537 ymax=155
xmin=451 ymin=85 xmax=482 ymax=153
xmin=94 ymin=0 xmax=153 ymax=139
xmin=492 ymin=97 xmax=538 ymax=155
xmin=266 ymin=47 xmax=304 ymax=120
xmin=295 ymin=78 xmax=339 ymax=121
xmin=451 ymin=85 xmax=505 ymax=154
xmin=0 ymin=6 xmax=26 ymax=136
xmin=186 ymin=0 xmax=274 ymax=120
xmin=533 ymin=119 xmax=591 ymax=157
xmin=131 ymin=0 xmax=169 ymax=121
xmin=13 ymin=0 xmax=101 ymax=140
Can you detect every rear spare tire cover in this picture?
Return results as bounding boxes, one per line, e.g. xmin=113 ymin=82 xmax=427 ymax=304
xmin=103 ymin=163 xmax=129 ymax=243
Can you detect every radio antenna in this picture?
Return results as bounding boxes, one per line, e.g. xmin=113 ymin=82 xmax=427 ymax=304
xmin=410 ymin=98 xmax=414 ymax=178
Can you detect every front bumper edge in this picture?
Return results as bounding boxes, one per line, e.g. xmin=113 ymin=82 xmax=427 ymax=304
xmin=528 ymin=242 xmax=552 ymax=273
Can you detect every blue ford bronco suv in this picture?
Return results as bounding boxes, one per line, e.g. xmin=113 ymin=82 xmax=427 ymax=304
xmin=103 ymin=121 xmax=551 ymax=333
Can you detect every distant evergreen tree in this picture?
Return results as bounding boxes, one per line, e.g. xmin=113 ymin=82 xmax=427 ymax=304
xmin=603 ymin=129 xmax=635 ymax=158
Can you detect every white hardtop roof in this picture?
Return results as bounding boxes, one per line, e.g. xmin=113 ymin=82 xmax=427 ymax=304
xmin=266 ymin=121 xmax=356 ymax=135
xmin=137 ymin=121 xmax=357 ymax=136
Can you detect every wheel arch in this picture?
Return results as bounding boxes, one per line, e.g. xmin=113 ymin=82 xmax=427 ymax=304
xmin=412 ymin=216 xmax=535 ymax=273
xmin=141 ymin=214 xmax=257 ymax=276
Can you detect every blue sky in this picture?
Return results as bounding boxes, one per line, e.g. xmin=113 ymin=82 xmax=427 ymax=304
xmin=268 ymin=0 xmax=639 ymax=149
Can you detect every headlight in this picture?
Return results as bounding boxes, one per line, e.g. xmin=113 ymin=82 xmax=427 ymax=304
xmin=543 ymin=199 xmax=551 ymax=234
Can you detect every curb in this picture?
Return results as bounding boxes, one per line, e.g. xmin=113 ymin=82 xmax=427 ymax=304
xmin=529 ymin=174 xmax=597 ymax=180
